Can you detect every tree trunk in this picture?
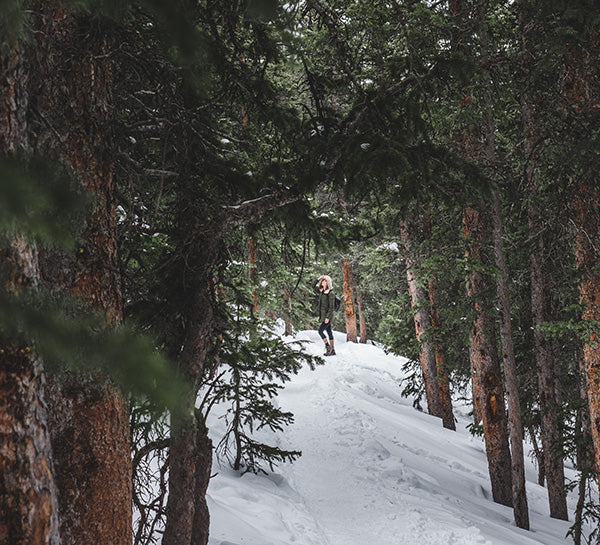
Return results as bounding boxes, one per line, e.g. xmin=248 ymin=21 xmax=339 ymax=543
xmin=357 ymin=289 xmax=368 ymax=344
xmin=191 ymin=419 xmax=213 ymax=545
xmin=0 ymin=31 xmax=61 ymax=545
xmin=522 ymin=112 xmax=568 ymax=522
xmin=401 ymin=211 xmax=441 ymax=418
xmin=575 ymin=179 xmax=600 ymax=483
xmin=0 ymin=242 xmax=61 ymax=545
xmin=492 ymin=191 xmax=529 ymax=528
xmin=342 ymin=258 xmax=358 ymax=342
xmin=248 ymin=236 xmax=258 ymax=314
xmin=463 ymin=203 xmax=513 ymax=507
xmin=423 ymin=206 xmax=455 ymax=430
xmin=564 ymin=29 xmax=600 ymax=503
xmin=28 ymin=5 xmax=133 ymax=543
xmin=480 ymin=6 xmax=529 ymax=517
xmin=283 ymin=283 xmax=293 ymax=336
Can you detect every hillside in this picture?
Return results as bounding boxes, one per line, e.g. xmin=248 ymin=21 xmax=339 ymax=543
xmin=207 ymin=328 xmax=587 ymax=545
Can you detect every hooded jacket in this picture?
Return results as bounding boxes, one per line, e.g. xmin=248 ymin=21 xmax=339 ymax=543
xmin=315 ymin=275 xmax=335 ymax=323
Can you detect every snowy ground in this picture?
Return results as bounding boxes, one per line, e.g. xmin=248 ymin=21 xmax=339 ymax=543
xmin=206 ymin=328 xmax=588 ymax=545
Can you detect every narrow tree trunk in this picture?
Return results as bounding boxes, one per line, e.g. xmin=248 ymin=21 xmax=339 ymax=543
xmin=163 ymin=267 xmax=216 ymax=545
xmin=463 ymin=203 xmax=513 ymax=507
xmin=163 ymin=389 xmax=199 ymax=545
xmin=342 ymin=258 xmax=358 ymax=342
xmin=423 ymin=206 xmax=455 ymax=430
xmin=524 ymin=135 xmax=568 ymax=523
xmin=357 ymin=289 xmax=368 ymax=344
xmin=492 ymin=191 xmax=529 ymax=528
xmin=401 ymin=211 xmax=441 ymax=418
xmin=480 ymin=14 xmax=529 ymax=518
xmin=283 ymin=283 xmax=293 ymax=336
xmin=248 ymin=236 xmax=258 ymax=314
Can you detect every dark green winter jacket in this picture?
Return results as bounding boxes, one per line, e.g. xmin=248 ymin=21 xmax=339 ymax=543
xmin=316 ymin=289 xmax=335 ymax=323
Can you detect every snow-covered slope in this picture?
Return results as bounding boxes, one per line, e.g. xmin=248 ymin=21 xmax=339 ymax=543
xmin=206 ymin=328 xmax=585 ymax=545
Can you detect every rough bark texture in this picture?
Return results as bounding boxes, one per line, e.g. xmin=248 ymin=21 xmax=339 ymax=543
xmin=342 ymin=258 xmax=358 ymax=343
xmin=575 ymin=179 xmax=600 ymax=479
xmin=190 ymin=420 xmax=213 ymax=545
xmin=463 ymin=204 xmax=513 ymax=508
xmin=163 ymin=273 xmax=216 ymax=545
xmin=26 ymin=5 xmax=133 ymax=543
xmin=0 ymin=29 xmax=61 ymax=545
xmin=0 ymin=243 xmax=61 ymax=545
xmin=401 ymin=212 xmax=441 ymax=418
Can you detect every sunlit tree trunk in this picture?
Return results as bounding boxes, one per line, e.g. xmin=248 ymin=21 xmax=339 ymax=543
xmin=342 ymin=258 xmax=358 ymax=342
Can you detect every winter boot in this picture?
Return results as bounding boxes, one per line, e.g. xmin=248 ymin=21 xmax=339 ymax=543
xmin=323 ymin=340 xmax=331 ymax=356
xmin=327 ymin=340 xmax=336 ymax=356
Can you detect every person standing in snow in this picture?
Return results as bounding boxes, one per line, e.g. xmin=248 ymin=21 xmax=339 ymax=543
xmin=315 ymin=274 xmax=336 ymax=356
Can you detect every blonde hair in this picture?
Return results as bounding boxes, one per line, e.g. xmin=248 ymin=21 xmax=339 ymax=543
xmin=320 ymin=275 xmax=333 ymax=291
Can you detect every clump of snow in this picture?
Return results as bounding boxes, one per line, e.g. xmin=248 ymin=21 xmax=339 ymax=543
xmin=206 ymin=328 xmax=588 ymax=545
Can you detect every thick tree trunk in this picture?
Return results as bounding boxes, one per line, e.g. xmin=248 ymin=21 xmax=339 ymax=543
xmin=342 ymin=258 xmax=358 ymax=342
xmin=401 ymin=211 xmax=441 ymax=418
xmin=27 ymin=5 xmax=133 ymax=543
xmin=0 ymin=242 xmax=61 ymax=545
xmin=463 ymin=204 xmax=513 ymax=507
xmin=0 ymin=33 xmax=61 ymax=545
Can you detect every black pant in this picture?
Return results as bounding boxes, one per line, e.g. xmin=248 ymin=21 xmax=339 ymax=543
xmin=318 ymin=321 xmax=333 ymax=341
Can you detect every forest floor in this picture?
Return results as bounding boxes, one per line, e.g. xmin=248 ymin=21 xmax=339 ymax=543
xmin=206 ymin=327 xmax=591 ymax=545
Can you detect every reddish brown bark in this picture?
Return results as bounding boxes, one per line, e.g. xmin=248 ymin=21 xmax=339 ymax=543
xmin=342 ymin=258 xmax=358 ymax=342
xmin=401 ymin=211 xmax=441 ymax=418
xmin=0 ymin=243 xmax=61 ymax=545
xmin=463 ymin=204 xmax=513 ymax=508
xmin=27 ymin=5 xmax=133 ymax=543
xmin=0 ymin=29 xmax=61 ymax=545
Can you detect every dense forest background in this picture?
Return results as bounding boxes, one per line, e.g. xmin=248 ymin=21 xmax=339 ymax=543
xmin=2 ymin=1 xmax=600 ymax=544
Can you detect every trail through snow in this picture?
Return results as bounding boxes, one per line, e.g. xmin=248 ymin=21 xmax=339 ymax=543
xmin=206 ymin=328 xmax=589 ymax=545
